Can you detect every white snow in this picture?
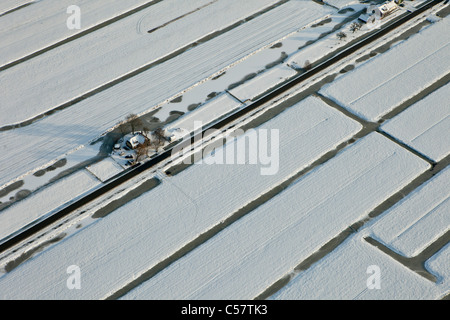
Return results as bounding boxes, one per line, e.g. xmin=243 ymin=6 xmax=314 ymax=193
xmin=0 ymin=0 xmax=293 ymax=127
xmin=0 ymin=142 xmax=100 ymax=203
xmin=270 ymin=157 xmax=449 ymax=300
xmin=381 ymin=82 xmax=450 ymax=162
xmin=167 ymin=93 xmax=242 ymax=134
xmin=0 ymin=96 xmax=362 ymax=299
xmin=0 ymin=169 xmax=99 ymax=244
xmin=270 ymin=232 xmax=446 ymax=300
xmin=426 ymin=243 xmax=450 ymax=289
xmin=322 ymin=0 xmax=361 ymax=10
xmin=320 ymin=16 xmax=450 ymax=121
xmin=0 ymin=0 xmax=331 ymax=187
xmin=86 ymin=157 xmax=124 ymax=182
xmin=0 ymin=0 xmax=32 ymax=15
xmin=368 ymin=166 xmax=450 ymax=258
xmin=0 ymin=0 xmax=156 ymax=67
xmin=229 ymin=65 xmax=297 ymax=102
xmin=1 ymin=0 xmax=447 ymax=301
xmin=121 ymin=133 xmax=430 ymax=300
xmin=162 ymin=7 xmax=361 ymax=132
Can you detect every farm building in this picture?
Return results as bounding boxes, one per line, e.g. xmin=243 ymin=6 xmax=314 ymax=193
xmin=359 ymin=0 xmax=400 ymax=23
xmin=371 ymin=1 xmax=399 ymax=19
xmin=126 ymin=133 xmax=147 ymax=149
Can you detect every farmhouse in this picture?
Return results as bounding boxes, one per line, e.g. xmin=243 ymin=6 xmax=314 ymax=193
xmin=371 ymin=1 xmax=399 ymax=19
xmin=126 ymin=133 xmax=147 ymax=149
xmin=359 ymin=0 xmax=400 ymax=23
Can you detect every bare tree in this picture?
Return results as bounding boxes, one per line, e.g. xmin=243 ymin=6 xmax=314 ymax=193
xmin=134 ymin=143 xmax=147 ymax=163
xmin=126 ymin=113 xmax=142 ymax=135
xmin=336 ymin=31 xmax=347 ymax=41
xmin=153 ymin=127 xmax=166 ymax=147
xmin=149 ymin=138 xmax=161 ymax=152
xmin=142 ymin=136 xmax=153 ymax=156
xmin=349 ymin=22 xmax=362 ymax=33
xmin=142 ymin=126 xmax=150 ymax=139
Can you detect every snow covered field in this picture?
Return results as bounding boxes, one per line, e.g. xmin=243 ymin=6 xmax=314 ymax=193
xmin=0 ymin=0 xmax=312 ymax=128
xmin=323 ymin=0 xmax=360 ymax=10
xmin=0 ymin=142 xmax=100 ymax=213
xmin=369 ymin=167 xmax=450 ymax=258
xmin=0 ymin=0 xmax=33 ymax=15
xmin=0 ymin=169 xmax=100 ymax=244
xmin=427 ymin=243 xmax=450 ymax=289
xmin=0 ymin=0 xmax=331 ymax=188
xmin=270 ymin=168 xmax=450 ymax=300
xmin=229 ymin=65 xmax=297 ymax=102
xmin=0 ymin=0 xmax=449 ymax=301
xmin=164 ymin=6 xmax=364 ymax=130
xmin=0 ymin=0 xmax=158 ymax=67
xmin=381 ymin=82 xmax=450 ymax=162
xmin=121 ymin=133 xmax=429 ymax=299
xmin=86 ymin=157 xmax=124 ymax=182
xmin=167 ymin=93 xmax=242 ymax=134
xmin=0 ymin=96 xmax=362 ymax=299
xmin=320 ymin=16 xmax=450 ymax=121
xmin=270 ymin=232 xmax=448 ymax=300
